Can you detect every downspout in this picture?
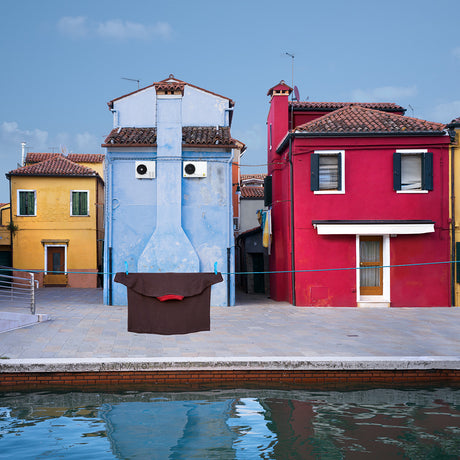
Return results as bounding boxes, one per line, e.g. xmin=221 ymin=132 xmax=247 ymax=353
xmin=227 ymin=151 xmax=234 ymax=306
xmin=107 ymin=159 xmax=113 ymax=305
xmin=289 ymin=134 xmax=296 ymax=306
xmin=451 ymin=143 xmax=456 ymax=306
xmin=8 ymin=177 xmax=13 ymax=263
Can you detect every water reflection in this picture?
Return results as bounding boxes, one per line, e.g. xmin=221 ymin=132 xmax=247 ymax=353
xmin=1 ymin=388 xmax=459 ymax=459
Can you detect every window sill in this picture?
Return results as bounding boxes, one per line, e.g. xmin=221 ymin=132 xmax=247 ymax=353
xmin=396 ymin=190 xmax=429 ymax=194
xmin=313 ymin=190 xmax=345 ymax=195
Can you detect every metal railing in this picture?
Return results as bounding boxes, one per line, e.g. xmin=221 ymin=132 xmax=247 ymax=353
xmin=0 ymin=268 xmax=38 ymax=314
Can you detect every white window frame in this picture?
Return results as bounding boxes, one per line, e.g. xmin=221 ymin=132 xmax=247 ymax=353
xmin=356 ymin=234 xmax=390 ymax=303
xmin=396 ymin=149 xmax=428 ymax=194
xmin=44 ymin=244 xmax=67 ymax=275
xmin=17 ymin=189 xmax=37 ymax=216
xmin=70 ymin=190 xmax=90 ymax=216
xmin=313 ymin=150 xmax=345 ymax=195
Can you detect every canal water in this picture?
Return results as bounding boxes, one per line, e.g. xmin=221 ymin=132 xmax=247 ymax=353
xmin=1 ymin=387 xmax=459 ymax=459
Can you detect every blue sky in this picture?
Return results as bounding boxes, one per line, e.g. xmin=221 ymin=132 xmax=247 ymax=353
xmin=1 ymin=0 xmax=459 ymax=201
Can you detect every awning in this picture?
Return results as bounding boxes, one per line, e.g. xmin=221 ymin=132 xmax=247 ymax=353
xmin=312 ymin=220 xmax=435 ymax=235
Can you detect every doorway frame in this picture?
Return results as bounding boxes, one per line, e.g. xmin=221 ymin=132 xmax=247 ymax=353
xmin=356 ymin=234 xmax=390 ymax=304
xmin=44 ymin=244 xmax=67 ymax=275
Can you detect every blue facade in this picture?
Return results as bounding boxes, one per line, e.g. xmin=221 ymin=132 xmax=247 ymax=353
xmin=103 ymin=77 xmax=236 ymax=306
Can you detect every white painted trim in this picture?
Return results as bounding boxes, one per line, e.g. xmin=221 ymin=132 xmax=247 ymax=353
xmin=356 ymin=235 xmax=390 ymax=304
xmin=44 ymin=244 xmax=67 ymax=275
xmin=17 ymin=189 xmax=36 ymax=216
xmin=396 ymin=190 xmax=429 ymax=194
xmin=395 ymin=149 xmax=427 ymax=154
xmin=315 ymin=223 xmax=434 ymax=235
xmin=313 ymin=149 xmax=345 ymax=194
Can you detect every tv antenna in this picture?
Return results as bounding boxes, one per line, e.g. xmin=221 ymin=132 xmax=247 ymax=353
xmin=408 ymin=104 xmax=415 ymax=117
xmin=285 ymin=52 xmax=295 ymax=100
xmin=121 ymin=77 xmax=140 ymax=89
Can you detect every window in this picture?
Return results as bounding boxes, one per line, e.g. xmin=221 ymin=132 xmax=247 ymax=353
xmin=71 ymin=191 xmax=89 ymax=216
xmin=17 ymin=190 xmax=36 ymax=216
xmin=311 ymin=150 xmax=345 ymax=193
xmin=393 ymin=150 xmax=433 ymax=192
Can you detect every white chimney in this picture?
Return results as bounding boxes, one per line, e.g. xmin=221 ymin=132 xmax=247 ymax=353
xmin=21 ymin=142 xmax=26 ymax=166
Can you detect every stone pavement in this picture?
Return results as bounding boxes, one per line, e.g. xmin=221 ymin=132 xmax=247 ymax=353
xmin=0 ymin=288 xmax=459 ymax=365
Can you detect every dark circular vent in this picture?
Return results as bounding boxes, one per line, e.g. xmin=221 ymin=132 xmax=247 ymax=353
xmin=136 ymin=164 xmax=147 ymax=175
xmin=184 ymin=163 xmax=196 ymax=175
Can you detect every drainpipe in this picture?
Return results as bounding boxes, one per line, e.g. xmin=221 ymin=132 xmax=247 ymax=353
xmin=227 ymin=151 xmax=234 ymax=306
xmin=451 ymin=144 xmax=456 ymax=306
xmin=289 ymin=135 xmax=296 ymax=306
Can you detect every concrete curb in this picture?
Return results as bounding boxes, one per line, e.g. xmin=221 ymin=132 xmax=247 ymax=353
xmin=1 ymin=356 xmax=459 ymax=373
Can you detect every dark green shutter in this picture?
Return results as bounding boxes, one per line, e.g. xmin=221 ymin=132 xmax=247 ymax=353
xmin=19 ymin=192 xmax=26 ymax=215
xmin=20 ymin=191 xmax=34 ymax=215
xmin=264 ymin=176 xmax=272 ymax=207
xmin=393 ymin=152 xmax=401 ymax=190
xmin=80 ymin=192 xmax=88 ymax=215
xmin=72 ymin=192 xmax=78 ymax=215
xmin=311 ymin=154 xmax=319 ymax=191
xmin=72 ymin=192 xmax=88 ymax=215
xmin=422 ymin=152 xmax=433 ymax=191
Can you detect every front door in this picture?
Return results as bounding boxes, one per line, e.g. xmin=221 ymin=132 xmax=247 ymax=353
xmin=44 ymin=246 xmax=67 ymax=286
xmin=359 ymin=236 xmax=383 ymax=296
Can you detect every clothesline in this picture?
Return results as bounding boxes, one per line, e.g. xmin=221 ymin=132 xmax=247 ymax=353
xmin=1 ymin=259 xmax=458 ymax=277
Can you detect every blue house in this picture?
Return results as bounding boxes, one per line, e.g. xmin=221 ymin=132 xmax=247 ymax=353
xmin=102 ymin=75 xmax=241 ymax=306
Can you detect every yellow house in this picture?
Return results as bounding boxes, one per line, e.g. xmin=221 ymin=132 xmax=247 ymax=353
xmin=448 ymin=116 xmax=460 ymax=305
xmin=6 ymin=155 xmax=104 ymax=288
xmin=0 ymin=203 xmax=12 ymax=270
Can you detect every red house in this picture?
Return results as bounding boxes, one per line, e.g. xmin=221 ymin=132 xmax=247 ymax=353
xmin=267 ymin=81 xmax=451 ymax=307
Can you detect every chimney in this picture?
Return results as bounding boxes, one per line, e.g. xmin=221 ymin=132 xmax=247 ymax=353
xmin=137 ymin=79 xmax=199 ymax=273
xmin=21 ymin=142 xmax=26 ymax=166
xmin=266 ymin=81 xmax=292 ymax=173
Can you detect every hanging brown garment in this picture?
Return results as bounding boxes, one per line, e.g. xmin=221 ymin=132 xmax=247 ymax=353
xmin=114 ymin=272 xmax=223 ymax=335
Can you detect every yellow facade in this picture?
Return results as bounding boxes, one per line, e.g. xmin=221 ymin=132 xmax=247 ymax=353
xmin=0 ymin=204 xmax=11 ymax=247
xmin=10 ymin=175 xmax=104 ymax=288
xmin=450 ymin=121 xmax=460 ymax=305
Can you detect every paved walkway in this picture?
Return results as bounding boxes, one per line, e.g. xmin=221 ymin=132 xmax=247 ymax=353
xmin=0 ymin=288 xmax=459 ymax=364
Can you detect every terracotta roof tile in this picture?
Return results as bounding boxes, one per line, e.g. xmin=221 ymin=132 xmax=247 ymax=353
xmin=241 ymin=173 xmax=267 ymax=181
xmin=7 ymin=156 xmax=100 ymax=177
xmin=295 ymin=105 xmax=446 ymax=135
xmin=25 ymin=152 xmax=62 ymax=164
xmin=103 ymin=126 xmax=238 ymax=148
xmin=67 ymin=153 xmax=105 ymax=163
xmin=240 ymin=186 xmax=264 ymax=199
xmin=290 ymin=101 xmax=405 ymax=113
xmin=154 ymin=81 xmax=185 ymax=95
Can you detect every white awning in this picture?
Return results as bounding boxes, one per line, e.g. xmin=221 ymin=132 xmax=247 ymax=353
xmin=313 ymin=222 xmax=435 ymax=235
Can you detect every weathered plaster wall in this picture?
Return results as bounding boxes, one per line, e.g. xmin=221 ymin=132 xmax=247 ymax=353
xmin=240 ymin=199 xmax=264 ymax=233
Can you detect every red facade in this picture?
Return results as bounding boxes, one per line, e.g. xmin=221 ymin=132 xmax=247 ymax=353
xmin=267 ymin=81 xmax=451 ymax=307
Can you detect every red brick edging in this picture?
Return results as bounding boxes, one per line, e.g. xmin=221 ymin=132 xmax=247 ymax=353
xmin=1 ymin=369 xmax=459 ymax=392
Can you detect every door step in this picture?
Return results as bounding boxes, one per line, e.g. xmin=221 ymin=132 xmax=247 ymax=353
xmin=357 ymin=301 xmax=390 ymax=308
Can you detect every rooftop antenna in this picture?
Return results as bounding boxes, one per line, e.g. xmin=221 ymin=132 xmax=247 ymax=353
xmin=121 ymin=77 xmax=140 ymax=89
xmin=285 ymin=52 xmax=295 ymax=100
xmin=408 ymin=104 xmax=415 ymax=117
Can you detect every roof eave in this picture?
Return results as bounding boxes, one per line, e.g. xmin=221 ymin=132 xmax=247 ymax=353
xmin=276 ymin=130 xmax=448 ymax=154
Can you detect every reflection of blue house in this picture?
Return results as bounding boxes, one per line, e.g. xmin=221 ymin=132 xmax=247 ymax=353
xmin=103 ymin=75 xmax=240 ymax=306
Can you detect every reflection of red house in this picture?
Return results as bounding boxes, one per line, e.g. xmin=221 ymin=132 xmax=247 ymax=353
xmin=267 ymin=81 xmax=451 ymax=307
